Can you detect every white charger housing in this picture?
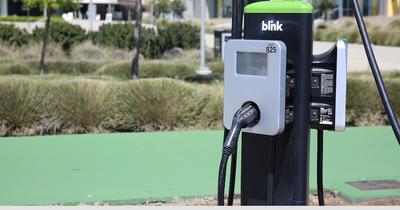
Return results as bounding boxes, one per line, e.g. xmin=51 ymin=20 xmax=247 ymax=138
xmin=224 ymin=40 xmax=287 ymax=136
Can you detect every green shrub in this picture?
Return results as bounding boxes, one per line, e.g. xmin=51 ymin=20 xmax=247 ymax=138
xmin=0 ymin=24 xmax=30 ymax=46
xmin=0 ymin=78 xmax=43 ymax=129
xmin=385 ymin=79 xmax=400 ymax=117
xmin=31 ymin=27 xmax=44 ymax=42
xmin=140 ymin=60 xmax=196 ymax=78
xmin=93 ymin=24 xmax=165 ymax=58
xmin=140 ymin=27 xmax=168 ymax=58
xmin=0 ymin=63 xmax=34 ymax=75
xmin=92 ymin=23 xmax=134 ymax=50
xmin=346 ymin=78 xmax=385 ymax=126
xmin=116 ymin=79 xmax=203 ymax=131
xmin=385 ymin=32 xmax=400 ymax=46
xmin=0 ymin=15 xmax=42 ymax=22
xmin=2 ymin=73 xmax=400 ymax=136
xmin=368 ymin=30 xmax=388 ymax=45
xmin=158 ymin=21 xmax=200 ymax=50
xmin=48 ymin=80 xmax=113 ymax=131
xmin=208 ymin=61 xmax=223 ymax=75
xmin=319 ymin=28 xmax=338 ymax=42
xmin=70 ymin=41 xmax=107 ymax=60
xmin=32 ymin=22 xmax=87 ymax=52
xmin=48 ymin=61 xmax=100 ymax=74
xmin=96 ymin=60 xmax=196 ymax=79
xmin=199 ymin=83 xmax=223 ymax=128
xmin=313 ymin=19 xmax=400 ymax=46
xmin=314 ymin=28 xmax=323 ymax=41
xmin=28 ymin=61 xmax=101 ymax=74
xmin=93 ymin=22 xmax=199 ymax=58
xmin=385 ymin=19 xmax=400 ymax=31
xmin=96 ymin=62 xmax=131 ymax=79
xmin=338 ymin=26 xmax=359 ymax=43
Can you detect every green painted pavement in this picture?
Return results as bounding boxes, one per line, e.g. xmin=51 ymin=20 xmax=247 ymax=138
xmin=0 ymin=127 xmax=399 ymax=205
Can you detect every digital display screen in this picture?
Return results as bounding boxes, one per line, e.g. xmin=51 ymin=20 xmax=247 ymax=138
xmin=236 ymin=52 xmax=268 ymax=76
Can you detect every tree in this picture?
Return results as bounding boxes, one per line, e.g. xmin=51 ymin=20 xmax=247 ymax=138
xmin=170 ymin=0 xmax=186 ymax=18
xmin=23 ymin=0 xmax=77 ymax=74
xmin=131 ymin=0 xmax=142 ymax=80
xmin=153 ymin=0 xmax=170 ymax=18
xmin=313 ymin=0 xmax=335 ymax=20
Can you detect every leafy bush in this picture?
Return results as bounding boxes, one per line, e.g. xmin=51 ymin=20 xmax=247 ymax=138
xmin=32 ymin=21 xmax=87 ymax=52
xmin=158 ymin=21 xmax=200 ymax=50
xmin=93 ymin=22 xmax=199 ymax=58
xmin=140 ymin=27 xmax=168 ymax=58
xmin=92 ymin=23 xmax=134 ymax=50
xmin=0 ymin=15 xmax=42 ymax=22
xmin=0 ymin=24 xmax=30 ymax=46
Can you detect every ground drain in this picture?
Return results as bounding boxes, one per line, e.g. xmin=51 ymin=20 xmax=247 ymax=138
xmin=347 ymin=180 xmax=400 ymax=191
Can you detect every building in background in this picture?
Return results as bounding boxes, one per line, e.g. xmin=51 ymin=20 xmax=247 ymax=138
xmin=0 ymin=0 xmax=135 ymax=20
xmin=313 ymin=0 xmax=399 ymax=18
xmin=183 ymin=0 xmax=231 ymax=19
xmin=0 ymin=0 xmax=42 ymax=17
xmin=0 ymin=0 xmax=399 ymax=19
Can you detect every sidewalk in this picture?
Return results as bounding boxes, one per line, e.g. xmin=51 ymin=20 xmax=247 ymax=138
xmin=0 ymin=127 xmax=399 ymax=205
xmin=205 ymin=33 xmax=400 ymax=71
xmin=314 ymin=41 xmax=400 ymax=71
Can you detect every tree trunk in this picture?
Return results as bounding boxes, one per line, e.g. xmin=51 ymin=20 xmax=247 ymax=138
xmin=324 ymin=9 xmax=329 ymax=20
xmin=130 ymin=0 xmax=142 ymax=80
xmin=39 ymin=8 xmax=52 ymax=75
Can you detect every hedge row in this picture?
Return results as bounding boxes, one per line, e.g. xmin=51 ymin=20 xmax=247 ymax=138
xmin=314 ymin=19 xmax=400 ymax=46
xmin=0 ymin=77 xmax=222 ymax=136
xmin=91 ymin=22 xmax=199 ymax=58
xmin=0 ymin=60 xmax=197 ymax=79
xmin=1 ymin=74 xmax=400 ymax=136
xmin=0 ymin=21 xmax=199 ymax=58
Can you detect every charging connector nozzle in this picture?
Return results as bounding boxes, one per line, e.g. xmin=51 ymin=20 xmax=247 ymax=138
xmin=223 ymin=102 xmax=260 ymax=156
xmin=218 ymin=102 xmax=260 ymax=206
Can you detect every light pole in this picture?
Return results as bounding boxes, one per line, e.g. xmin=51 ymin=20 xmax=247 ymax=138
xmin=89 ymin=0 xmax=94 ymax=31
xmin=197 ymin=0 xmax=211 ymax=75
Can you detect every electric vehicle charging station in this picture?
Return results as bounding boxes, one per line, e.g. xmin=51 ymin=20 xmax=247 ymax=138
xmin=224 ymin=40 xmax=287 ymax=136
xmin=217 ymin=0 xmax=400 ymax=206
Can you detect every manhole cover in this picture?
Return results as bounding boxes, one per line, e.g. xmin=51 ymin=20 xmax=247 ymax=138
xmin=347 ymin=180 xmax=400 ymax=191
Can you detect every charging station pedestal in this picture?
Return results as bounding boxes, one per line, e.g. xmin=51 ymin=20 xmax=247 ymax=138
xmin=241 ymin=1 xmax=313 ymax=205
xmin=221 ymin=0 xmax=348 ymax=206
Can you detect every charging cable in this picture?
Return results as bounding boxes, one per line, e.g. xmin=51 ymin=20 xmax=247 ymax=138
xmin=352 ymin=0 xmax=400 ymax=145
xmin=317 ymin=130 xmax=325 ymax=206
xmin=218 ymin=102 xmax=260 ymax=206
xmin=317 ymin=1 xmax=400 ymax=206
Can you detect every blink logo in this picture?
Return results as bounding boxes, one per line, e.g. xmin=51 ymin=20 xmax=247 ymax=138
xmin=262 ymin=20 xmax=283 ymax=32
